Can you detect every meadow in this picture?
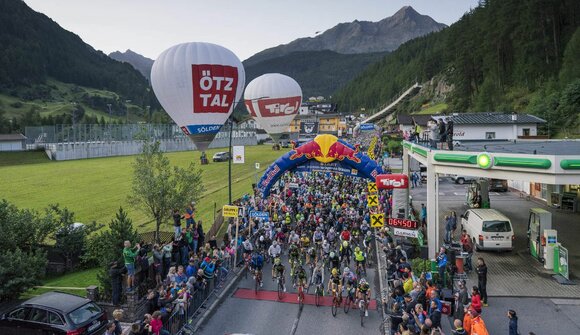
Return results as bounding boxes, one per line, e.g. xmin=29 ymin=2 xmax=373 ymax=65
xmin=0 ymin=145 xmax=285 ymax=232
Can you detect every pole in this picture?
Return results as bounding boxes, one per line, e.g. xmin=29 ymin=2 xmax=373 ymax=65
xmin=228 ymin=117 xmax=233 ymax=205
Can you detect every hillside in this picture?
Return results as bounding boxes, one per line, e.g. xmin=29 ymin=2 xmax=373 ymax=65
xmin=245 ymin=6 xmax=445 ymax=66
xmin=109 ymin=49 xmax=154 ymax=81
xmin=334 ymin=0 xmax=580 ymax=137
xmin=0 ymin=0 xmax=159 ymax=130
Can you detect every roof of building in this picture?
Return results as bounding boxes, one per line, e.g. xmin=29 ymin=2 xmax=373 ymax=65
xmin=454 ymin=140 xmax=580 ymax=155
xmin=0 ymin=133 xmax=26 ymax=141
xmin=451 ymin=113 xmax=546 ymax=125
xmin=397 ymin=114 xmax=434 ymax=126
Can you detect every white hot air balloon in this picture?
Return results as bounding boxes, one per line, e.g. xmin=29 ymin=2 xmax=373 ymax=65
xmin=244 ymin=73 xmax=302 ymax=143
xmin=151 ymin=42 xmax=245 ymax=151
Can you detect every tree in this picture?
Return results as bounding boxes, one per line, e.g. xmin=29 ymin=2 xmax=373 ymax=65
xmin=129 ymin=141 xmax=204 ymax=241
xmin=559 ymin=27 xmax=580 ymax=85
xmin=0 ymin=248 xmax=47 ymax=301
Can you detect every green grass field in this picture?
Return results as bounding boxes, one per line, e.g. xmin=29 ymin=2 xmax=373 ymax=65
xmin=415 ymin=103 xmax=448 ymax=115
xmin=0 ymin=145 xmax=285 ymax=232
xmin=21 ymin=268 xmax=100 ymax=299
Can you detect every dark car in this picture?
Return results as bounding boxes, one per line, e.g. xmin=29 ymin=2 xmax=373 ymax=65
xmin=489 ymin=178 xmax=508 ymax=192
xmin=212 ymin=151 xmax=231 ymax=162
xmin=0 ymin=292 xmax=108 ymax=335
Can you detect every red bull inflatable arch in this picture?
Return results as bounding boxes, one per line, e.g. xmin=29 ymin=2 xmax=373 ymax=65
xmin=258 ymin=134 xmax=384 ymax=197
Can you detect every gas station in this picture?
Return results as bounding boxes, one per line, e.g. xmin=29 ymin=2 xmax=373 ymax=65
xmin=402 ymin=140 xmax=580 ymax=281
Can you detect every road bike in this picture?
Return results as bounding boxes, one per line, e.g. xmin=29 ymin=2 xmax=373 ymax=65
xmin=276 ymin=273 xmax=285 ymax=300
xmin=359 ymin=296 xmax=369 ymax=327
xmin=343 ymin=285 xmax=356 ymax=314
xmin=243 ymin=253 xmax=251 ymax=279
xmin=330 ymin=286 xmax=341 ymax=317
xmin=254 ymin=268 xmax=262 ymax=294
xmin=355 ymin=260 xmax=366 ymax=278
xmin=314 ymin=282 xmax=324 ymax=307
xmin=297 ymin=281 xmax=306 ymax=308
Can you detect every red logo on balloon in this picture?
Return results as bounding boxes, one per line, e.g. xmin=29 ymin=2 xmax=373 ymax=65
xmin=245 ymin=97 xmax=301 ymax=118
xmin=191 ymin=64 xmax=238 ymax=114
xmin=376 ymin=174 xmax=409 ymax=189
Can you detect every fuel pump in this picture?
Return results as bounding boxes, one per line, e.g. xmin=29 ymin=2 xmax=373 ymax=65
xmin=527 ymin=208 xmax=552 ymax=263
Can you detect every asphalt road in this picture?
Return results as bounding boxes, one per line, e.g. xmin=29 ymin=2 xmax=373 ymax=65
xmin=196 ymin=251 xmax=383 ymax=335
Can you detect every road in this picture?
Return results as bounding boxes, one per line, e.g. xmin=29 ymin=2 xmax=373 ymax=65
xmin=196 ymin=251 xmax=382 ymax=335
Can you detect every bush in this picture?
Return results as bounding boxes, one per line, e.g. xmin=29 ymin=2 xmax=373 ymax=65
xmin=0 ymin=248 xmax=47 ymax=301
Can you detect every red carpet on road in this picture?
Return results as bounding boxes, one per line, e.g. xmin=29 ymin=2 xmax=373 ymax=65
xmin=233 ymin=288 xmax=377 ymax=310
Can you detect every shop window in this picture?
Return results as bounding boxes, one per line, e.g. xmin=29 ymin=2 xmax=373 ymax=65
xmin=485 ymin=132 xmax=496 ymax=139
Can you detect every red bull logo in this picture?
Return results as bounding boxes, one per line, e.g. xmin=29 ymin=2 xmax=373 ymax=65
xmin=288 ymin=134 xmax=361 ymax=164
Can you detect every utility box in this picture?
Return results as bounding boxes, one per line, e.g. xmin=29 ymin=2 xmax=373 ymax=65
xmin=543 ymin=229 xmax=558 ymax=270
xmin=527 ymin=208 xmax=552 ymax=262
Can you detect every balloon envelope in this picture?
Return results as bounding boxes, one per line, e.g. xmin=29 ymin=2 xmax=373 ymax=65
xmin=244 ymin=73 xmax=302 ymax=142
xmin=151 ymin=42 xmax=245 ymax=151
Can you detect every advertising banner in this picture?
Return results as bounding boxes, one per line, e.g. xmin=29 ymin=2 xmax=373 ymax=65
xmin=360 ymin=123 xmax=375 ymax=131
xmin=293 ymin=160 xmax=360 ymax=177
xmin=249 ymin=211 xmax=270 ymax=221
xmin=300 ymin=121 xmax=319 ymax=135
xmin=222 ymin=205 xmax=238 ymax=217
xmin=233 ymin=145 xmax=245 ymax=164
xmin=393 ymin=228 xmax=419 ymax=238
xmin=558 ymin=245 xmax=569 ymax=280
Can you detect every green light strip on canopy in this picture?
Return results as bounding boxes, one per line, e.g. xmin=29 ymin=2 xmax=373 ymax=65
xmin=412 ymin=146 xmax=428 ymax=158
xmin=403 ymin=142 xmax=412 ymax=150
xmin=560 ymin=159 xmax=580 ymax=170
xmin=494 ymin=157 xmax=552 ymax=169
xmin=433 ymin=153 xmax=477 ymax=164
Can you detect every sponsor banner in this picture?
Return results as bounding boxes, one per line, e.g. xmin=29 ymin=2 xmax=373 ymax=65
xmin=233 ymin=146 xmax=245 ymax=164
xmin=182 ymin=124 xmax=223 ymax=135
xmin=222 ymin=205 xmax=238 ymax=217
xmin=191 ymin=64 xmax=238 ymax=114
xmin=293 ymin=160 xmax=359 ymax=177
xmin=393 ymin=228 xmax=419 ymax=238
xmin=558 ymin=245 xmax=569 ymax=280
xmin=288 ymin=183 xmax=299 ymax=188
xmin=371 ymin=213 xmax=384 ymax=227
xmin=300 ymin=121 xmax=319 ymax=135
xmin=249 ymin=211 xmax=269 ymax=221
xmin=360 ymin=123 xmax=375 ymax=131
xmin=376 ymin=174 xmax=409 ymax=189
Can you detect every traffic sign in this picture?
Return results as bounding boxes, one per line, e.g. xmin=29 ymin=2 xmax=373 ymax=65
xmin=367 ymin=182 xmax=377 ymax=193
xmin=371 ymin=214 xmax=384 ymax=227
xmin=367 ymin=194 xmax=378 ymax=207
xmin=222 ymin=205 xmax=239 ymax=217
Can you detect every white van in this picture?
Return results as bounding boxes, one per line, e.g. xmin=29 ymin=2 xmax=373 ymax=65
xmin=460 ymin=208 xmax=514 ymax=251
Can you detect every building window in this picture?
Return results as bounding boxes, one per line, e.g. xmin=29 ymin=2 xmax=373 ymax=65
xmin=523 ymin=128 xmax=530 ymax=136
xmin=485 ymin=132 xmax=496 ymax=139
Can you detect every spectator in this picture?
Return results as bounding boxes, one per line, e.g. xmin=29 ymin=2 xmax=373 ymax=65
xmin=178 ymin=233 xmax=189 ymax=266
xmin=192 ymin=223 xmax=201 ymax=253
xmin=470 ymin=286 xmax=482 ymax=313
xmin=162 ymin=242 xmax=172 ymax=278
xmin=173 ymin=209 xmax=183 ymax=238
xmin=451 ymin=319 xmax=467 ymax=335
xmin=123 ymin=241 xmax=140 ymax=292
xmin=185 ymin=202 xmax=195 ymax=229
xmin=209 ymin=235 xmax=218 ymax=250
xmin=470 ymin=309 xmax=489 ymax=335
xmin=153 ymin=244 xmax=163 ymax=285
xmin=412 ymin=303 xmax=427 ymax=332
xmin=450 ymin=211 xmax=458 ymax=238
xmin=109 ymin=261 xmax=126 ymax=306
xmin=476 ymin=258 xmax=488 ymax=306
xmin=420 ymin=204 xmax=427 ymax=228
xmin=112 ymin=309 xmax=123 ymax=335
xmin=508 ymin=309 xmax=518 ymax=335
xmin=128 ymin=322 xmax=143 ymax=335
xmin=444 ymin=215 xmax=454 ymax=244
xmin=186 ymin=258 xmax=197 ymax=278
xmin=446 ymin=117 xmax=454 ymax=150
xmin=197 ymin=220 xmax=205 ymax=249
xmin=390 ymin=302 xmax=404 ymax=335
xmin=149 ymin=311 xmax=170 ymax=335
xmin=175 ymin=265 xmax=188 ymax=285
xmin=428 ymin=120 xmax=439 ymax=149
xmin=454 ymin=280 xmax=469 ymax=322
xmin=428 ymin=299 xmax=442 ymax=329
xmin=438 ymin=119 xmax=447 ymax=149
xmin=104 ymin=322 xmax=116 ymax=335
xmin=436 ymin=247 xmax=447 ymax=287
xmin=146 ymin=289 xmax=159 ymax=314
xmin=463 ymin=307 xmax=473 ymax=334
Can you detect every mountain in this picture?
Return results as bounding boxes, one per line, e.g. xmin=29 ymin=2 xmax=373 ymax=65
xmin=109 ymin=50 xmax=154 ymax=81
xmin=0 ymin=0 xmax=158 ymax=121
xmin=245 ymin=6 xmax=446 ymax=66
xmin=333 ymin=0 xmax=580 ymax=137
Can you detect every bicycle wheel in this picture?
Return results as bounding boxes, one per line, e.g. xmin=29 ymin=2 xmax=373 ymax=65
xmin=277 ymin=280 xmax=283 ymax=300
xmin=255 ymin=272 xmax=260 ymax=294
xmin=315 ymin=289 xmax=321 ymax=307
xmin=299 ymin=288 xmax=304 ymax=308
xmin=344 ymin=295 xmax=351 ymax=313
xmin=359 ymin=300 xmax=365 ymax=327
xmin=331 ymin=299 xmax=338 ymax=317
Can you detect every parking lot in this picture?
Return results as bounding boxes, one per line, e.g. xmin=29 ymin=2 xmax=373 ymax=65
xmin=411 ymin=177 xmax=580 ymax=298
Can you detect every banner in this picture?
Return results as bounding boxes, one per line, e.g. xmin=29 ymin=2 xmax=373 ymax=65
xmin=222 ymin=205 xmax=238 ymax=217
xmin=300 ymin=121 xmax=319 ymax=135
xmin=293 ymin=160 xmax=360 ymax=177
xmin=360 ymin=123 xmax=375 ymax=131
xmin=249 ymin=211 xmax=270 ymax=221
xmin=393 ymin=228 xmax=419 ymax=238
xmin=233 ymin=145 xmax=245 ymax=164
xmin=558 ymin=245 xmax=569 ymax=280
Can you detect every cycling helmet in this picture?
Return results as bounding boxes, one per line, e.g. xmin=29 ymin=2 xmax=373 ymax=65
xmin=274 ymin=258 xmax=281 ymax=265
xmin=290 ymin=244 xmax=297 ymax=250
xmin=360 ymin=278 xmax=367 ymax=284
xmin=329 ymin=251 xmax=335 ymax=258
xmin=272 ymin=241 xmax=278 ymax=246
xmin=344 ymin=267 xmax=350 ymax=274
xmin=355 ymin=246 xmax=361 ymax=252
xmin=331 ymin=268 xmax=338 ymax=276
xmin=367 ymin=231 xmax=372 ymax=236
xmin=259 ymin=236 xmax=264 ymax=242
xmin=342 ymin=241 xmax=349 ymax=248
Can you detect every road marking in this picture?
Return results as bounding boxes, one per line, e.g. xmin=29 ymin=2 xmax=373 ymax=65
xmin=232 ymin=288 xmax=377 ymax=309
xmin=453 ymin=192 xmax=466 ymax=196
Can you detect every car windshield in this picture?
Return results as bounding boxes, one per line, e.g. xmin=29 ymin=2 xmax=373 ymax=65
xmin=482 ymin=220 xmax=511 ymax=232
xmin=67 ymin=302 xmax=101 ymax=325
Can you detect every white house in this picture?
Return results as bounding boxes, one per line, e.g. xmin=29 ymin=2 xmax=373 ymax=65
xmin=0 ymin=134 xmax=26 ymax=151
xmin=450 ymin=113 xmax=546 ymax=141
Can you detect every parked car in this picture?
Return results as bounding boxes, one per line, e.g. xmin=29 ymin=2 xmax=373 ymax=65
xmin=461 ymin=208 xmax=514 ymax=251
xmin=0 ymin=291 xmax=108 ymax=335
xmin=452 ymin=175 xmax=477 ymax=184
xmin=489 ymin=178 xmax=508 ymax=192
xmin=212 ymin=151 xmax=230 ymax=162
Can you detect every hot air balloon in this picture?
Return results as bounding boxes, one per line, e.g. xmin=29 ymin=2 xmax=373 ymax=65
xmin=151 ymin=42 xmax=245 ymax=151
xmin=244 ymin=73 xmax=302 ymax=143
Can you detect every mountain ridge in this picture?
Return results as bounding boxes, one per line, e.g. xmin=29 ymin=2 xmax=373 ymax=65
xmin=109 ymin=49 xmax=154 ymax=81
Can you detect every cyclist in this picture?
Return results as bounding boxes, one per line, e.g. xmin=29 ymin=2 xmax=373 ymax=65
xmin=363 ymin=231 xmax=373 ymax=250
xmin=340 ymin=226 xmax=351 ymax=243
xmin=294 ymin=265 xmax=308 ymax=292
xmin=251 ymin=251 xmax=264 ymax=287
xmin=306 ymin=246 xmax=317 ymax=267
xmin=339 ymin=240 xmax=352 ymax=265
xmin=326 ymin=227 xmax=336 ymax=246
xmin=288 ymin=230 xmax=300 ymax=245
xmin=322 ymin=239 xmax=330 ymax=259
xmin=356 ymin=278 xmax=371 ymax=317
xmin=258 ymin=235 xmax=268 ymax=253
xmin=342 ymin=266 xmax=357 ymax=295
xmin=242 ymin=238 xmax=253 ymax=260
xmin=311 ymin=262 xmax=325 ymax=291
xmin=327 ymin=268 xmax=342 ymax=301
xmin=272 ymin=257 xmax=286 ymax=292
xmin=300 ymin=234 xmax=310 ymax=251
xmin=354 ymin=246 xmax=366 ymax=274
xmin=288 ymin=243 xmax=301 ymax=276
xmin=312 ymin=227 xmax=324 ymax=247
xmin=268 ymin=240 xmax=281 ymax=260
xmin=360 ymin=220 xmax=370 ymax=237
xmin=328 ymin=251 xmax=341 ymax=272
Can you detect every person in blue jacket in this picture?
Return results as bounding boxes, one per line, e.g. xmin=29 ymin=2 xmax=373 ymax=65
xmin=436 ymin=247 xmax=448 ymax=287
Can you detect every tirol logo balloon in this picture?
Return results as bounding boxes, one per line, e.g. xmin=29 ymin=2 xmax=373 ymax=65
xmin=151 ymin=42 xmax=245 ymax=151
xmin=244 ymin=73 xmax=302 ymax=143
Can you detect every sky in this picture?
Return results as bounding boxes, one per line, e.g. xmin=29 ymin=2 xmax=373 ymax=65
xmin=23 ymin=0 xmax=480 ymax=61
